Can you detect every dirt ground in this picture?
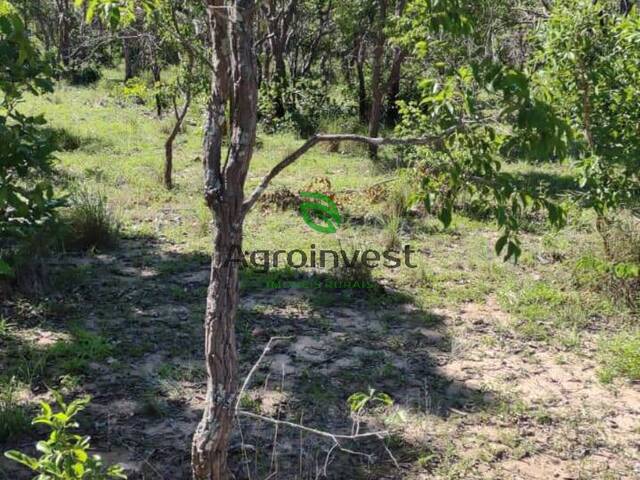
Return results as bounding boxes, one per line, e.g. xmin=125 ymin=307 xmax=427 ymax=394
xmin=2 ymin=235 xmax=638 ymax=480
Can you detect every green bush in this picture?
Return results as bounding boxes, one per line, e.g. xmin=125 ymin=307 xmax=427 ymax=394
xmin=578 ymin=213 xmax=640 ymax=310
xmin=4 ymin=393 xmax=126 ymax=479
xmin=0 ymin=1 xmax=61 ymax=281
xmin=259 ymin=78 xmax=353 ymax=137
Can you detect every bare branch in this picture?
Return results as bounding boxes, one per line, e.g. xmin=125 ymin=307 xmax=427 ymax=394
xmin=235 ymin=336 xmax=293 ymax=413
xmin=238 ymin=411 xmax=388 ymax=442
xmin=242 ymin=127 xmax=461 ymax=215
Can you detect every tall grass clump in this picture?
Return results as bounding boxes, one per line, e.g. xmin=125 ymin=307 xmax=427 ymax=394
xmin=0 ymin=378 xmax=30 ymax=442
xmin=63 ymin=187 xmax=120 ymax=251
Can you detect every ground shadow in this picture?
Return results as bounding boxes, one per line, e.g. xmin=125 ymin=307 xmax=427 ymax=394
xmin=1 ymin=233 xmax=499 ymax=480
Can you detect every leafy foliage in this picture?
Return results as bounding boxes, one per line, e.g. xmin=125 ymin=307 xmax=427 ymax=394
xmin=0 ymin=1 xmax=60 ymax=276
xmin=534 ymin=0 xmax=640 ymax=214
xmin=4 ymin=393 xmax=126 ymax=479
xmin=397 ymin=1 xmax=571 ymax=261
xmin=347 ymin=388 xmax=394 ymax=414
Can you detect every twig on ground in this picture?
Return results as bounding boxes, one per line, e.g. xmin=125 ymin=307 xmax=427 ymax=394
xmin=235 ymin=336 xmax=293 ymax=413
xmin=236 ymin=337 xmax=401 ymax=475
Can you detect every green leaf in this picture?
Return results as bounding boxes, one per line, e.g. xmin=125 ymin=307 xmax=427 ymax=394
xmin=5 ymin=451 xmax=39 ymax=470
xmin=495 ymin=235 xmax=509 ymax=256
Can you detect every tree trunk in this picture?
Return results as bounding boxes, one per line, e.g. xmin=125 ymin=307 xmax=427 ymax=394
xmin=385 ymin=48 xmax=404 ymax=127
xmin=152 ymin=55 xmax=163 ymax=117
xmin=192 ymin=1 xmax=257 ymax=478
xmin=191 ymin=212 xmax=242 ymax=479
xmin=384 ymin=0 xmax=407 ymax=127
xmin=265 ymin=0 xmax=297 ymax=118
xmin=164 ymin=105 xmax=186 ymax=189
xmin=123 ymin=28 xmax=143 ymax=81
xmin=356 ymin=38 xmax=368 ymax=124
xmin=57 ymin=0 xmax=71 ymax=67
xmin=367 ymin=0 xmax=388 ymax=159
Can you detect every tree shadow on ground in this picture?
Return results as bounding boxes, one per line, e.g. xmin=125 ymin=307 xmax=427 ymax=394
xmin=1 ymin=234 xmax=500 ymax=480
xmin=512 ymin=170 xmax=579 ymax=198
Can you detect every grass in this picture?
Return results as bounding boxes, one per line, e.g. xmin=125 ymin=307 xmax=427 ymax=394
xmin=0 ymin=379 xmax=31 ymax=443
xmin=62 ymin=186 xmax=121 ymax=251
xmin=48 ymin=329 xmax=114 ymax=375
xmin=598 ymin=331 xmax=640 ymax=383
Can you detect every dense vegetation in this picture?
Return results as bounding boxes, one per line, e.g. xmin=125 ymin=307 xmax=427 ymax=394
xmin=1 ymin=0 xmax=638 ymax=479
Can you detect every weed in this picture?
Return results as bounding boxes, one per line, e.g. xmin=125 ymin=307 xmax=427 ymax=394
xmin=382 ymin=215 xmax=402 ymax=250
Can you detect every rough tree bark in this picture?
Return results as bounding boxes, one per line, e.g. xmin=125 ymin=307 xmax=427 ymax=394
xmin=191 ymin=0 xmax=256 ymax=478
xmin=367 ymin=0 xmax=388 ymax=159
xmin=356 ymin=37 xmax=368 ymax=124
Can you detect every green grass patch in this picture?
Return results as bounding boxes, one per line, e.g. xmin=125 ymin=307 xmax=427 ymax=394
xmin=597 ymin=331 xmax=640 ymax=384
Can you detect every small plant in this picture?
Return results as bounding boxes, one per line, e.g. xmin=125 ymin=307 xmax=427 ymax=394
xmin=382 ymin=215 xmax=402 ymax=250
xmin=0 ymin=317 xmax=10 ymax=337
xmin=386 ymin=176 xmax=414 ymax=219
xmin=63 ymin=187 xmax=120 ymax=251
xmin=4 ymin=393 xmax=126 ymax=479
xmin=347 ymin=389 xmax=393 ymax=415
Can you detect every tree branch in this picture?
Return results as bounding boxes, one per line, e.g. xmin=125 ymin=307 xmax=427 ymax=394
xmin=242 ymin=128 xmax=460 ymax=215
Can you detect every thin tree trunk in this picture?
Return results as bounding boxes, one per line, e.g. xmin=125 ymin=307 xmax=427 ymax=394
xmin=57 ymin=0 xmax=71 ymax=67
xmin=384 ymin=0 xmax=407 ymax=127
xmin=123 ymin=27 xmax=143 ymax=81
xmin=356 ymin=38 xmax=367 ymax=124
xmin=192 ymin=1 xmax=257 ymax=478
xmin=192 ymin=213 xmax=242 ymax=479
xmin=385 ymin=48 xmax=404 ymax=127
xmin=164 ymin=91 xmax=192 ymax=189
xmin=367 ymin=0 xmax=388 ymax=159
xmin=152 ymin=51 xmax=163 ymax=117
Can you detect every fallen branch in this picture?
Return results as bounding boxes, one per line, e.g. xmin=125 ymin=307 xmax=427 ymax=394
xmin=234 ymin=337 xmax=400 ymax=474
xmin=235 ymin=336 xmax=293 ymax=413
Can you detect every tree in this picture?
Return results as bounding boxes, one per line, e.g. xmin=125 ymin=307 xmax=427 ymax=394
xmin=0 ymin=0 xmax=59 ymax=280
xmin=160 ymin=0 xmax=209 ymax=189
xmin=533 ymin=0 xmax=640 ymax=218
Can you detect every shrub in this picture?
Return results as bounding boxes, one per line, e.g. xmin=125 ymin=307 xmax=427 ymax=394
xmin=62 ymin=188 xmax=120 ymax=251
xmin=67 ymin=64 xmax=102 ymax=85
xmin=385 ymin=175 xmax=415 ymax=219
xmin=0 ymin=1 xmax=61 ymax=282
xmin=4 ymin=393 xmax=126 ymax=479
xmin=259 ymin=78 xmax=352 ymax=137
